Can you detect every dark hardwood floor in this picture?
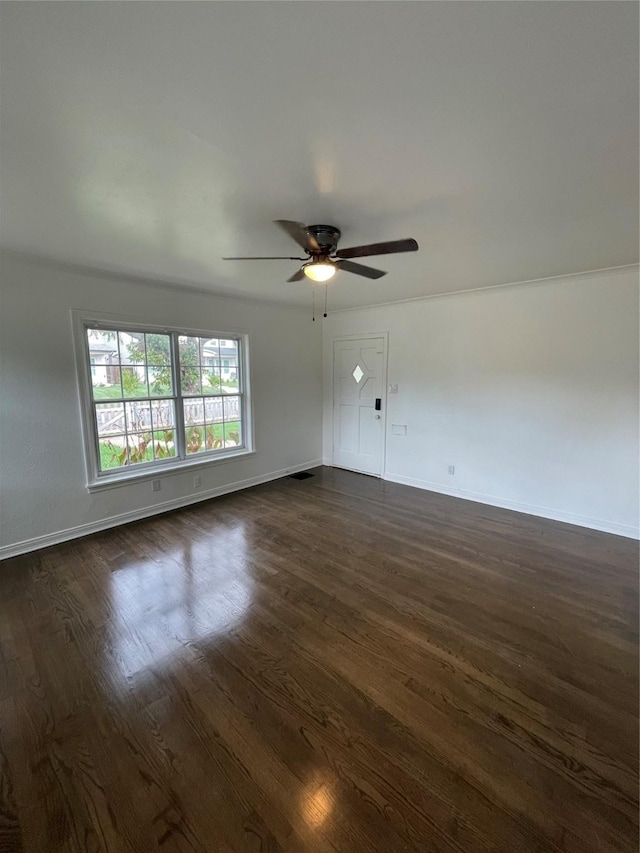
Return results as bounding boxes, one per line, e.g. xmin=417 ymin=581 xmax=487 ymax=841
xmin=0 ymin=467 xmax=637 ymax=852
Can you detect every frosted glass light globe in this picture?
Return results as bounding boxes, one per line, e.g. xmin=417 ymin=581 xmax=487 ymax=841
xmin=303 ymin=262 xmax=336 ymax=282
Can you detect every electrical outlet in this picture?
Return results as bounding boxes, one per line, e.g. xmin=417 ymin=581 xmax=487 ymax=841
xmin=194 ymin=475 xmax=202 ymax=488
xmin=152 ymin=479 xmax=161 ymax=492
xmin=448 ymin=465 xmax=455 ymax=475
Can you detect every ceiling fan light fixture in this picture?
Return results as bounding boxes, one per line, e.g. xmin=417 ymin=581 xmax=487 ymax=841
xmin=303 ymin=261 xmax=336 ymax=282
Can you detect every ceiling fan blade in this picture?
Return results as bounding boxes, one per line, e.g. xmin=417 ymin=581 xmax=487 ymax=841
xmin=287 ymin=268 xmax=305 ymax=282
xmin=274 ymin=220 xmax=320 ymax=253
xmin=336 ymin=238 xmax=419 ymax=260
xmin=222 ymin=256 xmax=305 ymax=260
xmin=337 ymin=260 xmax=387 ymax=279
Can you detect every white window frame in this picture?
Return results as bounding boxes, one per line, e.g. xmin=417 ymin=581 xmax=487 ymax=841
xmin=72 ymin=312 xmax=254 ymax=491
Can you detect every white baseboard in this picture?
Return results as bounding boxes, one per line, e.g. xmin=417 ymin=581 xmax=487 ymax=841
xmin=0 ymin=459 xmax=323 ymax=561
xmin=383 ymin=472 xmax=640 ymax=540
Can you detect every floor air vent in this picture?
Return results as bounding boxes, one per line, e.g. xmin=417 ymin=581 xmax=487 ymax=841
xmin=289 ymin=471 xmax=314 ymax=480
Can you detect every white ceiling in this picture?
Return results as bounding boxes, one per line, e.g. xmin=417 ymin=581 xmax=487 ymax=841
xmin=1 ymin=2 xmax=638 ymax=310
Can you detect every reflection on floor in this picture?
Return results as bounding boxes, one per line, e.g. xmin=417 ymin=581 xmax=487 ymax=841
xmin=109 ymin=524 xmax=251 ymax=680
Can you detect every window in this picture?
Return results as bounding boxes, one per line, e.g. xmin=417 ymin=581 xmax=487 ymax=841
xmin=80 ymin=323 xmax=250 ymax=485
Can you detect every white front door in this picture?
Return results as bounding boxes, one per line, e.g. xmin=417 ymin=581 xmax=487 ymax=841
xmin=332 ymin=337 xmax=385 ymax=476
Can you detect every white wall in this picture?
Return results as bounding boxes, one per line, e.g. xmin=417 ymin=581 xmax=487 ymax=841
xmin=0 ymin=251 xmax=322 ymax=557
xmin=323 ymin=268 xmax=639 ymax=538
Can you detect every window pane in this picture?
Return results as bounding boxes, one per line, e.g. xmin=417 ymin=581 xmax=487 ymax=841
xmin=203 ymin=424 xmax=219 ymax=451
xmin=99 ymin=435 xmax=128 ymax=470
xmin=150 ymin=400 xmax=175 ymax=431
xmin=225 ymin=420 xmax=241 ymax=447
xmin=95 ymin=402 xmax=125 ymax=437
xmin=223 ymin=339 xmax=239 ymax=357
xmin=152 ymin=431 xmax=176 ymax=461
xmin=127 ymin=433 xmax=154 ymax=465
xmin=122 ymin=366 xmax=149 ymax=398
xmin=223 ymin=395 xmax=241 ymax=425
xmin=205 ymin=422 xmax=225 ymax=450
xmin=147 ymin=366 xmax=173 ymax=397
xmin=223 ymin=395 xmax=241 ymax=447
xmin=144 ymin=333 xmax=171 ymax=365
xmin=87 ymin=328 xmax=113 ymax=345
xmin=204 ymin=397 xmax=223 ymax=425
xmin=92 ymin=379 xmax=123 ymax=400
xmin=201 ymin=338 xmax=220 ymax=361
xmin=183 ymin=398 xmax=205 ymax=426
xmin=220 ymin=357 xmax=238 ymax=391
xmin=87 ymin=329 xmax=121 ymax=399
xmin=119 ymin=331 xmax=145 ymax=365
xmin=151 ymin=402 xmax=176 ymax=462
xmin=202 ymin=367 xmax=221 ymax=395
xmin=178 ymin=336 xmax=199 ymax=365
xmin=185 ymin=424 xmax=205 ymax=455
xmin=125 ymin=401 xmax=152 ymax=433
xmin=180 ymin=363 xmax=201 ymax=395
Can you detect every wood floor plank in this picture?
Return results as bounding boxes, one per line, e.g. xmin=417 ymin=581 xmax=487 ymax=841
xmin=0 ymin=728 xmax=23 ymax=853
xmin=0 ymin=466 xmax=637 ymax=852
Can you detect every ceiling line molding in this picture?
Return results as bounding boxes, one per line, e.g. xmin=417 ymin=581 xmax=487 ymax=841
xmin=327 ymin=263 xmax=640 ymax=315
xmin=2 ymin=248 xmax=637 ymax=315
xmin=0 ymin=248 xmax=313 ymax=314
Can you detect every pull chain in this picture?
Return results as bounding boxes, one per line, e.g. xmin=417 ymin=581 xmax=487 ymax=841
xmin=324 ymin=285 xmax=328 ymax=318
xmin=312 ymin=287 xmax=315 ymax=322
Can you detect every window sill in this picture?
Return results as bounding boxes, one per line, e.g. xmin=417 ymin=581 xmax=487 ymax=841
xmin=86 ymin=448 xmax=255 ymax=492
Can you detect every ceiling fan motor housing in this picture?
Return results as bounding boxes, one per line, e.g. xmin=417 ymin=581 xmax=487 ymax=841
xmin=307 ymin=224 xmax=341 ymax=255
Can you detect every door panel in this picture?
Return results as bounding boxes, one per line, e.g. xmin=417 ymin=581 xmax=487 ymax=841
xmin=359 ymin=406 xmax=379 ymax=457
xmin=338 ymin=404 xmax=357 ymax=453
xmin=332 ymin=337 xmax=385 ymax=476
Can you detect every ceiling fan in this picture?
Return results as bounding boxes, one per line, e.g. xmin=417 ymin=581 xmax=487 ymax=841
xmin=223 ymin=220 xmax=419 ymax=282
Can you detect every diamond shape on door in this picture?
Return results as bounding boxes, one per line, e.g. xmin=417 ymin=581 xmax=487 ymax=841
xmin=352 ymin=364 xmax=364 ymax=384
